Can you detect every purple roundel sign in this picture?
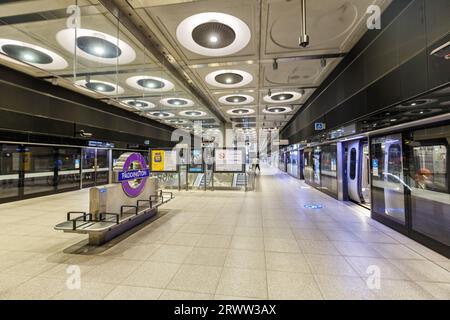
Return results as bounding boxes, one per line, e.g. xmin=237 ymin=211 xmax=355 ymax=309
xmin=118 ymin=153 xmax=149 ymax=198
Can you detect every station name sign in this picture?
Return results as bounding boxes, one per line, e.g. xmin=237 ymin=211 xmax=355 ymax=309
xmin=118 ymin=169 xmax=149 ymax=182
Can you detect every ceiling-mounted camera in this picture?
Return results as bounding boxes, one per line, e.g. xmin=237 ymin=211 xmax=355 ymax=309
xmin=77 ymin=130 xmax=93 ymax=138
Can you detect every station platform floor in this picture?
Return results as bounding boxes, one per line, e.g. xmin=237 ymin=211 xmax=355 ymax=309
xmin=0 ymin=165 xmax=449 ymax=300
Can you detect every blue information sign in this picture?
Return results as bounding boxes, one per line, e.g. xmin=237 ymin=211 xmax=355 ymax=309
xmin=118 ymin=169 xmax=150 ymax=182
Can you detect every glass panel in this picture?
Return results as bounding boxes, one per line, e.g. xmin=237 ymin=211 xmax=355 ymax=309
xmin=96 ymin=148 xmax=110 ymax=186
xmin=349 ymin=148 xmax=357 ymax=180
xmin=371 ymin=134 xmax=406 ymax=224
xmin=56 ymin=147 xmax=80 ymax=191
xmin=82 ymin=148 xmax=96 ymax=188
xmin=407 ymin=125 xmax=450 ymax=246
xmin=303 ymin=149 xmax=314 ymax=185
xmin=23 ymin=146 xmax=56 ymax=195
xmin=313 ymin=147 xmax=321 ymax=185
xmin=321 ymin=144 xmax=338 ymax=196
xmin=0 ymin=144 xmax=20 ymax=199
xmin=361 ymin=143 xmax=371 ymax=206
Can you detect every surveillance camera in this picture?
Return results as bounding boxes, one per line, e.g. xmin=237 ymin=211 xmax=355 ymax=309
xmin=430 ymin=41 xmax=450 ymax=60
xmin=78 ymin=130 xmax=93 ymax=138
xmin=299 ymin=34 xmax=309 ymax=48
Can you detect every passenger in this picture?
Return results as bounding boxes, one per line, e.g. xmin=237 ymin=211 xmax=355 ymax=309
xmin=415 ymin=167 xmax=432 ymax=189
xmin=253 ymin=157 xmax=261 ymax=174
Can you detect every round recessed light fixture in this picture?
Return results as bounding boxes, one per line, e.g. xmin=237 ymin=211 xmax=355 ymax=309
xmin=179 ymin=110 xmax=207 ymax=117
xmin=148 ymin=111 xmax=175 ymax=118
xmin=262 ymin=106 xmax=293 ymax=114
xmin=75 ymin=79 xmax=124 ymax=95
xmin=122 ymin=99 xmax=155 ymax=110
xmin=56 ymin=28 xmax=136 ymax=65
xmin=227 ymin=108 xmax=255 ymax=115
xmin=126 ymin=76 xmax=174 ymax=92
xmin=176 ymin=12 xmax=251 ymax=56
xmin=160 ymin=97 xmax=194 ymax=107
xmin=165 ymin=118 xmax=189 ymax=125
xmin=264 ymin=91 xmax=302 ymax=103
xmin=218 ymin=94 xmax=254 ymax=105
xmin=0 ymin=39 xmax=68 ymax=70
xmin=205 ymin=69 xmax=253 ymax=88
xmin=398 ymin=99 xmax=437 ymax=109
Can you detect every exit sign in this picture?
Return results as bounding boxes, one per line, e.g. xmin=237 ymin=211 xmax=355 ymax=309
xmin=315 ymin=123 xmax=326 ymax=131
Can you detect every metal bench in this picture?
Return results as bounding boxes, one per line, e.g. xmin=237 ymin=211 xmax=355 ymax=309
xmin=55 ymin=187 xmax=173 ymax=245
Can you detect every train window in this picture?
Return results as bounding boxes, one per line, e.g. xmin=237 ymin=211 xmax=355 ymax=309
xmin=413 ymin=145 xmax=448 ymax=193
xmin=387 ymin=144 xmax=402 ymax=183
xmin=349 ymin=148 xmax=356 ymax=180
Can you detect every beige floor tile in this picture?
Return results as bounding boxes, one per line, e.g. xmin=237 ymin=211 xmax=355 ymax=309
xmin=389 ymin=259 xmax=450 ymax=283
xmin=205 ymin=224 xmax=236 ymax=236
xmin=122 ymin=261 xmax=181 ymax=288
xmin=51 ymin=281 xmax=114 ymax=300
xmin=148 ymin=245 xmax=193 ymax=263
xmin=292 ymin=228 xmax=328 ymax=241
xmin=333 ymin=241 xmax=384 ymax=257
xmin=266 ymin=252 xmax=311 ymax=273
xmin=167 ymin=264 xmax=222 ymax=294
xmin=371 ymin=243 xmax=426 ymax=260
xmin=101 ymin=243 xmax=160 ymax=261
xmin=263 ymin=227 xmax=295 ymax=240
xmin=264 ymin=238 xmax=300 ymax=253
xmin=234 ymin=226 xmax=263 ymax=237
xmin=225 ymin=249 xmax=266 ymax=270
xmin=374 ymin=279 xmax=434 ymax=300
xmin=346 ymin=256 xmax=409 ymax=280
xmin=196 ymin=234 xmax=232 ymax=248
xmin=105 ymin=285 xmax=162 ymax=300
xmin=1 ymin=276 xmax=66 ymax=300
xmin=83 ymin=259 xmax=142 ymax=284
xmin=297 ymin=240 xmax=340 ymax=255
xmin=165 ymin=233 xmax=202 ymax=246
xmin=314 ymin=274 xmax=377 ymax=300
xmin=214 ymin=294 xmax=258 ymax=300
xmin=305 ymin=254 xmax=359 ymax=277
xmin=185 ymin=247 xmax=228 ymax=266
xmin=0 ymin=274 xmax=31 ymax=296
xmin=267 ymin=271 xmax=322 ymax=300
xmin=415 ymin=281 xmax=450 ymax=300
xmin=230 ymin=236 xmax=264 ymax=251
xmin=216 ymin=267 xmax=267 ymax=299
xmin=159 ymin=289 xmax=212 ymax=300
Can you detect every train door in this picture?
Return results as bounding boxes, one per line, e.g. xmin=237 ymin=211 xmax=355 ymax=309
xmin=361 ymin=142 xmax=371 ymax=207
xmin=347 ymin=140 xmax=361 ymax=203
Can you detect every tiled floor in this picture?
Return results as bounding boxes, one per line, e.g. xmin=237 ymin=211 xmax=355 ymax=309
xmin=0 ymin=165 xmax=449 ymax=300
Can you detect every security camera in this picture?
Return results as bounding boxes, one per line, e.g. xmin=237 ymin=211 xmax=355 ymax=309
xmin=78 ymin=130 xmax=93 ymax=138
xmin=299 ymin=34 xmax=309 ymax=48
xmin=430 ymin=41 xmax=450 ymax=60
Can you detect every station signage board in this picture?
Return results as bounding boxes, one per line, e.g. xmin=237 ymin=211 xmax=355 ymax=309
xmin=150 ymin=149 xmax=178 ymax=172
xmin=214 ymin=148 xmax=245 ymax=173
xmin=315 ymin=122 xmax=326 ymax=131
xmin=118 ymin=153 xmax=149 ymax=198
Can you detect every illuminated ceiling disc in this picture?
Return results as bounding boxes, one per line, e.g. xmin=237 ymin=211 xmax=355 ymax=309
xmin=227 ymin=108 xmax=255 ymax=115
xmin=397 ymin=99 xmax=437 ymax=109
xmin=160 ymin=97 xmax=194 ymax=107
xmin=126 ymin=76 xmax=174 ymax=92
xmin=179 ymin=110 xmax=207 ymax=117
xmin=263 ymin=91 xmax=302 ymax=103
xmin=75 ymin=80 xmax=124 ymax=96
xmin=165 ymin=118 xmax=189 ymax=125
xmin=148 ymin=111 xmax=175 ymax=118
xmin=205 ymin=69 xmax=253 ymax=88
xmin=218 ymin=94 xmax=254 ymax=105
xmin=0 ymin=39 xmax=68 ymax=70
xmin=176 ymin=12 xmax=251 ymax=56
xmin=262 ymin=106 xmax=293 ymax=114
xmin=122 ymin=99 xmax=155 ymax=110
xmin=56 ymin=28 xmax=136 ymax=65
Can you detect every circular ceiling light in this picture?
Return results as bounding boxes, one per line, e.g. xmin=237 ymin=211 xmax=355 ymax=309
xmin=0 ymin=39 xmax=68 ymax=70
xmin=179 ymin=110 xmax=207 ymax=117
xmin=56 ymin=28 xmax=136 ymax=65
xmin=263 ymin=91 xmax=302 ymax=103
xmin=126 ymin=76 xmax=174 ymax=92
xmin=160 ymin=97 xmax=194 ymax=107
xmin=148 ymin=111 xmax=175 ymax=118
xmin=176 ymin=12 xmax=251 ymax=56
xmin=165 ymin=118 xmax=189 ymax=125
xmin=205 ymin=69 xmax=253 ymax=88
xmin=403 ymin=108 xmax=442 ymax=116
xmin=263 ymin=106 xmax=293 ymax=114
xmin=218 ymin=94 xmax=254 ymax=105
xmin=398 ymin=99 xmax=437 ymax=108
xmin=122 ymin=99 xmax=155 ymax=110
xmin=75 ymin=79 xmax=124 ymax=95
xmin=227 ymin=108 xmax=255 ymax=115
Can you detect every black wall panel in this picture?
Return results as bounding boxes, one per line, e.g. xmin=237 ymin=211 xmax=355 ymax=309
xmin=282 ymin=0 xmax=449 ymax=143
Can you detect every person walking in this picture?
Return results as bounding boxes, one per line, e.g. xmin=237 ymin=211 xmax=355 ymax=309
xmin=252 ymin=157 xmax=260 ymax=174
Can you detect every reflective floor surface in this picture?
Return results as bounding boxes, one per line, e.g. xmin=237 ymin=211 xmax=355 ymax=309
xmin=0 ymin=165 xmax=449 ymax=300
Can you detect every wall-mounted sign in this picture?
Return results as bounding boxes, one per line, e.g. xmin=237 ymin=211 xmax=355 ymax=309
xmin=117 ymin=153 xmax=149 ymax=198
xmin=372 ymin=159 xmax=379 ymax=176
xmin=315 ymin=123 xmax=326 ymax=131
xmin=88 ymin=140 xmax=114 ymax=148
xmin=214 ymin=148 xmax=245 ymax=173
xmin=188 ymin=149 xmax=204 ymax=173
xmin=150 ymin=149 xmax=178 ymax=172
